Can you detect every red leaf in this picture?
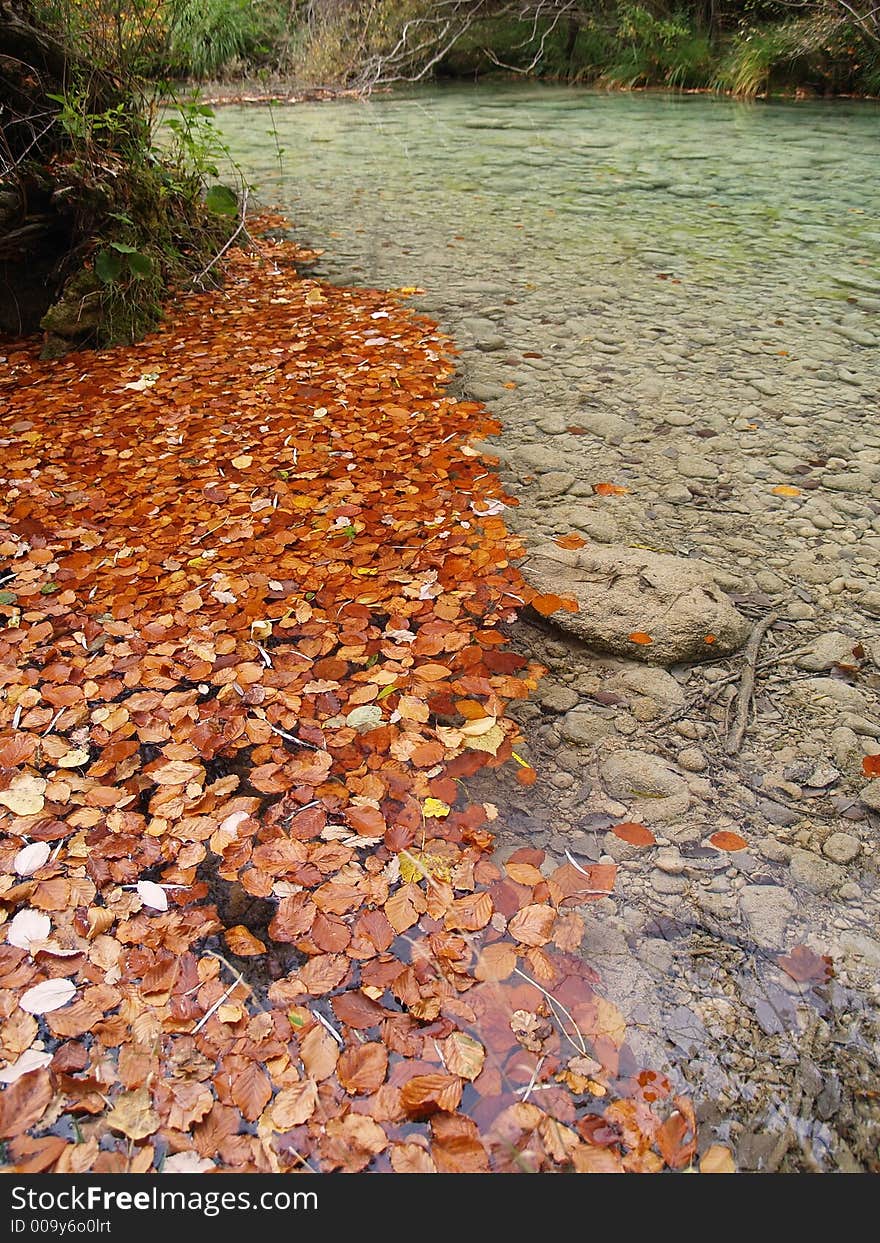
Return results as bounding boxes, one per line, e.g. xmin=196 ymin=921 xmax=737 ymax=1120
xmin=862 ymin=754 xmax=880 ymax=778
xmin=612 ymin=822 xmax=655 ymax=847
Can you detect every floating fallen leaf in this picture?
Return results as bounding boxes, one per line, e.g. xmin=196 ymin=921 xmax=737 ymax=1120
xmin=56 ymin=747 xmax=90 ymax=768
xmin=162 ymin=1153 xmax=216 ymax=1174
xmin=14 ymin=841 xmax=51 ymax=876
xmin=593 ymin=482 xmax=628 ymax=496
xmin=628 ymin=632 xmax=653 ymax=645
xmin=708 ymin=831 xmax=747 ymax=852
xmin=554 ymin=533 xmax=587 ymax=549
xmin=772 ymin=485 xmax=801 ymax=497
xmin=107 ymin=1088 xmax=160 ymax=1141
xmin=423 ymin=797 xmax=450 ymax=818
xmin=442 ymin=1032 xmax=485 ymax=1081
xmin=135 ymin=880 xmax=169 ymax=911
xmin=612 ymin=822 xmax=656 ymax=847
xmin=475 ymin=941 xmax=517 ymax=981
xmin=346 ymin=704 xmax=384 ymax=732
xmin=0 ymin=775 xmax=47 ymax=818
xmin=20 ymin=977 xmax=77 ymax=1015
xmin=7 ymin=909 xmax=51 ymax=950
xmin=0 ymin=1048 xmax=54 ymax=1084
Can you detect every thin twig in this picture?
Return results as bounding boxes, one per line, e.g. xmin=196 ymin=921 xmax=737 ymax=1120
xmin=192 ymin=971 xmax=244 ymax=1034
xmin=192 ymin=187 xmax=251 ymax=289
xmin=513 ymin=966 xmax=587 ymax=1056
xmin=725 ymin=613 xmax=778 ymax=755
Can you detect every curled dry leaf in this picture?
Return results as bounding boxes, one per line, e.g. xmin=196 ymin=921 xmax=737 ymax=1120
xmin=19 ymin=977 xmax=77 ymax=1015
xmin=135 ymin=880 xmax=169 ymax=911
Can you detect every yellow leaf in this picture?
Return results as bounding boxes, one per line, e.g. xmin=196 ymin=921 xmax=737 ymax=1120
xmin=772 ymin=485 xmax=800 ymax=497
xmin=231 ymin=454 xmax=253 ymax=469
xmin=107 ymin=1088 xmax=160 ymax=1141
xmin=423 ymin=797 xmax=450 ymax=819
xmin=464 ymin=723 xmax=505 ymax=756
xmin=700 ymin=1144 xmax=736 ymax=1173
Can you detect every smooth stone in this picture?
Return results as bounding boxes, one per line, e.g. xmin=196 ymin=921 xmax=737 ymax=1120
xmin=677 ymin=747 xmax=708 ymax=773
xmin=838 ymin=933 xmax=880 ymax=970
xmin=789 ymin=848 xmax=847 ymax=893
xmin=821 ymin=832 xmax=860 ymax=864
xmin=739 ymin=885 xmax=798 ymax=950
xmin=858 ymin=782 xmax=880 ymax=812
xmin=523 ymin=541 xmax=750 ymax=666
xmin=599 ymin=750 xmax=690 ymax=823
xmin=560 ymin=707 xmax=616 ymax=746
xmin=794 ymin=631 xmax=864 ymax=671
xmin=537 ymin=683 xmax=581 ymax=713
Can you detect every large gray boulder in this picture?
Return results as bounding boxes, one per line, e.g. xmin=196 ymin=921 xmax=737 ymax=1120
xmin=524 ymin=542 xmax=750 ymax=666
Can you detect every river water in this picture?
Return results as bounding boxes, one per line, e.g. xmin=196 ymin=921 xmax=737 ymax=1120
xmin=212 ymin=86 xmax=880 ymax=1171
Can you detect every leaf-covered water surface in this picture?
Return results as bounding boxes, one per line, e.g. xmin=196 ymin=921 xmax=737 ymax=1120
xmin=0 ymin=225 xmax=713 ymax=1174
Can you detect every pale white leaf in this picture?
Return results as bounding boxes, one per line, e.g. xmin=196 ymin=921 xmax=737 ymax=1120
xmin=346 ymin=705 xmax=384 ymax=732
xmin=161 ymin=1152 xmax=216 ymax=1174
xmin=20 ymin=977 xmax=77 ymax=1014
xmin=7 ymin=909 xmax=51 ymax=951
xmin=0 ymin=1048 xmax=54 ymax=1083
xmin=14 ymin=841 xmax=51 ymax=877
xmin=136 ymin=881 xmax=169 ymax=911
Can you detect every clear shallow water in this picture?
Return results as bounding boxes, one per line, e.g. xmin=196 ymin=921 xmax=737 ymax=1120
xmin=213 ymin=85 xmax=880 ymax=308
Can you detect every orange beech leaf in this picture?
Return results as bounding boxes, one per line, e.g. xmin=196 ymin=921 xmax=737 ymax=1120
xmin=223 ymin=926 xmax=266 ymax=957
xmin=474 ymin=942 xmax=517 ymax=982
xmin=628 ymin=632 xmax=653 ymax=645
xmin=862 ymin=755 xmax=880 ymax=777
xmin=612 ymin=822 xmax=656 ymax=847
xmin=507 ymin=903 xmax=556 ymax=947
xmin=0 ymin=218 xmax=698 ymax=1175
xmin=708 ymin=831 xmax=748 ymax=852
xmin=336 ymin=1042 xmax=388 ymax=1095
xmin=700 ymin=1144 xmax=736 ymax=1174
xmin=531 ymin=593 xmax=565 ymax=616
xmin=400 ymin=1074 xmax=463 ymax=1120
xmin=772 ymin=484 xmax=801 ymax=497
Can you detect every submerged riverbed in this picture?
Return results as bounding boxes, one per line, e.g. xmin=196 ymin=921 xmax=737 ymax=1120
xmin=213 ymin=86 xmax=880 ymax=1171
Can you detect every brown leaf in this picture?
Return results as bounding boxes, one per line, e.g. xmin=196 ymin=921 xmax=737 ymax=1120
xmin=297 ymin=953 xmax=350 ymax=996
xmin=508 ymin=903 xmax=556 ymax=947
xmin=400 ymin=1074 xmax=463 ymax=1120
xmin=0 ymin=1069 xmax=53 ymax=1138
xmin=474 ymin=941 xmax=517 ymax=982
xmin=778 ymin=944 xmax=834 ymax=985
xmin=700 ymin=1143 xmax=736 ymax=1173
xmin=230 ymin=1063 xmax=272 ymax=1122
xmin=270 ymin=1079 xmax=318 ymax=1129
xmin=336 ymin=1042 xmax=388 ymax=1095
xmin=612 ymin=822 xmax=656 ymax=847
xmin=223 ymin=925 xmax=266 ymax=956
xmin=300 ymin=1024 xmax=339 ymax=1081
xmin=708 ymin=831 xmax=748 ymax=852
